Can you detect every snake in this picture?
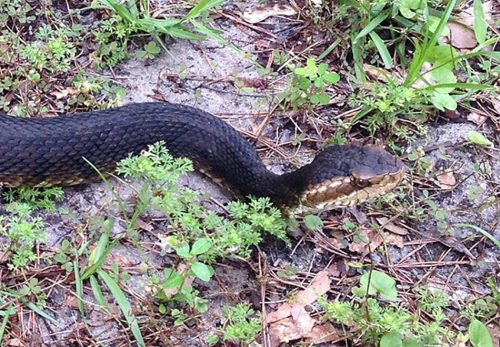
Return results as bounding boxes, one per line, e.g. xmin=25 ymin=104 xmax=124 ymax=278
xmin=0 ymin=102 xmax=404 ymax=213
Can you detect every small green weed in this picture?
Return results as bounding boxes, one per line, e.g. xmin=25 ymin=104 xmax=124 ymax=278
xmin=309 ymin=0 xmax=498 ymax=133
xmin=0 ymin=188 xmax=63 ymax=269
xmin=319 ymin=273 xmax=493 ymax=346
xmin=91 ymin=0 xmax=225 ymax=68
xmin=279 ymin=58 xmax=340 ymax=110
xmin=116 ymin=142 xmax=289 ymax=258
xmin=221 ymin=304 xmax=262 ymax=344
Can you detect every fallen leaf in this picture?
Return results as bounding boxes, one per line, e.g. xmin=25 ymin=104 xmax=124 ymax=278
xmin=302 ymin=322 xmax=343 ymax=344
xmin=348 ymin=228 xmax=383 ymax=253
xmin=65 ymin=294 xmax=79 ymax=308
xmin=109 ymin=255 xmax=133 ymax=267
xmin=7 ymin=338 xmax=24 ymax=346
xmin=266 ymin=270 xmax=331 ymax=323
xmin=268 ymin=315 xmax=317 ymax=346
xmin=242 ymin=3 xmax=296 ymax=24
xmin=436 ymin=171 xmax=456 ymax=189
xmin=52 ymin=87 xmax=79 ymax=99
xmin=458 ymin=1 xmax=493 ymax=27
xmin=447 ymin=22 xmax=477 ymax=49
xmin=440 ymin=237 xmax=476 ymax=259
xmin=384 ymin=233 xmax=405 ymax=248
xmin=376 ymin=217 xmax=409 ymax=236
xmin=267 ymin=270 xmax=332 ymax=346
xmin=467 ymin=112 xmax=487 ymax=125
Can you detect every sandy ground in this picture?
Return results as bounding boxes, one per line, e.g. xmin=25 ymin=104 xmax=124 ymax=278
xmin=2 ymin=2 xmax=498 ymax=346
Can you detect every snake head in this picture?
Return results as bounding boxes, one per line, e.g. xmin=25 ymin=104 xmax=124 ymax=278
xmin=292 ymin=145 xmax=405 ymax=214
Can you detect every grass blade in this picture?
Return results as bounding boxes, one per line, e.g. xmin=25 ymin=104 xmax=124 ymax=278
xmin=184 ymin=0 xmax=225 ymax=22
xmin=405 ymin=0 xmax=457 ymax=86
xmin=369 ymin=31 xmax=393 ymax=68
xmin=456 ymin=223 xmax=500 ymax=249
xmin=98 ymin=270 xmax=145 ymax=346
xmin=0 ymin=305 xmax=14 ymax=343
xmin=90 ymin=275 xmax=110 ymax=313
xmin=473 ymin=0 xmax=487 ymax=44
xmin=353 ymin=10 xmax=390 ymax=43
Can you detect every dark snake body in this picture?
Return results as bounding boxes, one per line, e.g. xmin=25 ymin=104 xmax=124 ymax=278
xmin=0 ymin=102 xmax=404 ymax=210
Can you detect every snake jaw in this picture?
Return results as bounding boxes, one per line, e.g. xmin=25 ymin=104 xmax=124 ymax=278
xmin=292 ymin=166 xmax=405 ymax=215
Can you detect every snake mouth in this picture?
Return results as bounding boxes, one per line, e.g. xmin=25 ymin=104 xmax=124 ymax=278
xmin=294 ymin=168 xmax=405 ymax=214
xmin=289 ymin=145 xmax=405 ymax=214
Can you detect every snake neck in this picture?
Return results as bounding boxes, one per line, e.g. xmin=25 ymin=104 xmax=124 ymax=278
xmin=230 ymin=166 xmax=309 ymax=208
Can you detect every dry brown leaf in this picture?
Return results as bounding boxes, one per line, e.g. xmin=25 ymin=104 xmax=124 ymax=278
xmin=109 ymin=255 xmax=133 ymax=267
xmin=7 ymin=338 xmax=24 ymax=347
xmin=51 ymin=87 xmax=78 ymax=99
xmin=268 ymin=315 xmax=317 ymax=346
xmin=65 ymin=294 xmax=79 ymax=308
xmin=267 ymin=270 xmax=331 ymax=323
xmin=348 ymin=228 xmax=383 ymax=253
xmin=467 ymin=112 xmax=487 ymax=125
xmin=384 ymin=232 xmax=405 ymax=248
xmin=440 ymin=237 xmax=476 ymax=259
xmin=458 ymin=1 xmax=494 ymax=27
xmin=266 ymin=271 xmax=332 ymax=345
xmin=242 ymin=3 xmax=296 ymax=24
xmin=302 ymin=322 xmax=343 ymax=344
xmin=376 ymin=217 xmax=409 ymax=236
xmin=136 ymin=218 xmax=154 ymax=232
xmin=436 ymin=171 xmax=456 ymax=189
xmin=447 ymin=22 xmax=477 ymax=49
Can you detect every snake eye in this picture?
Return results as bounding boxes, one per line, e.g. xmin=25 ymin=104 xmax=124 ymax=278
xmin=354 ymin=178 xmax=370 ymax=188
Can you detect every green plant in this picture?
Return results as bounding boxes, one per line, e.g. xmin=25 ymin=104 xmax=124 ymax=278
xmin=115 ymin=142 xmax=289 ymax=258
xmin=311 ymin=0 xmax=498 ymax=133
xmin=136 ymin=41 xmax=161 ymax=59
xmin=221 ymin=304 xmax=261 ymax=344
xmin=279 ymin=58 xmax=340 ymax=110
xmin=91 ymin=0 xmax=225 ymax=68
xmin=0 ymin=205 xmax=46 ymax=269
xmin=151 ymin=238 xmax=214 ymax=314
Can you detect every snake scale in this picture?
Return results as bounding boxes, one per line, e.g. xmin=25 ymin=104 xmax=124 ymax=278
xmin=0 ymin=102 xmax=404 ymax=212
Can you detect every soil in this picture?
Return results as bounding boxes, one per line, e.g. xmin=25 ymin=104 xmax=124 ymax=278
xmin=1 ymin=1 xmax=499 ymax=346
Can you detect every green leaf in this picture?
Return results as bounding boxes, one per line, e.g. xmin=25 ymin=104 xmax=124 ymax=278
xmin=304 ymin=215 xmax=323 ymax=231
xmin=191 ymin=238 xmax=212 ymax=255
xmin=430 ymin=67 xmax=456 ymax=93
xmin=369 ymin=31 xmax=393 ymax=68
xmin=323 ymin=72 xmax=340 ymax=84
xmin=297 ymin=76 xmax=311 ymax=90
xmin=317 ymin=63 xmax=328 ymax=75
xmin=431 ymin=92 xmax=457 ymax=111
xmin=399 ymin=0 xmax=423 ymax=19
xmin=145 ymin=41 xmax=160 ymax=54
xmin=467 ymin=131 xmax=493 ymax=147
xmin=469 ymin=319 xmax=494 ymax=347
xmin=294 ymin=67 xmax=309 ymax=76
xmin=163 ymin=269 xmax=184 ymax=289
xmin=380 ymin=332 xmax=402 ymax=347
xmin=358 ymin=270 xmax=398 ymax=301
xmin=191 ymin=261 xmax=213 ymax=282
xmin=313 ymin=77 xmax=324 ymax=88
xmin=428 ymin=16 xmax=450 ymax=37
xmin=175 ymin=244 xmax=191 ymax=258
xmin=98 ymin=270 xmax=145 ymax=346
xmin=317 ymin=92 xmax=330 ymax=105
xmin=306 ymin=58 xmax=317 ymax=75
xmin=353 ymin=10 xmax=390 ymax=43
xmin=473 ymin=0 xmax=487 ymax=44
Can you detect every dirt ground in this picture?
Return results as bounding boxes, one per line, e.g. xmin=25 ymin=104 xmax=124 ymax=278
xmin=1 ymin=1 xmax=499 ymax=346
